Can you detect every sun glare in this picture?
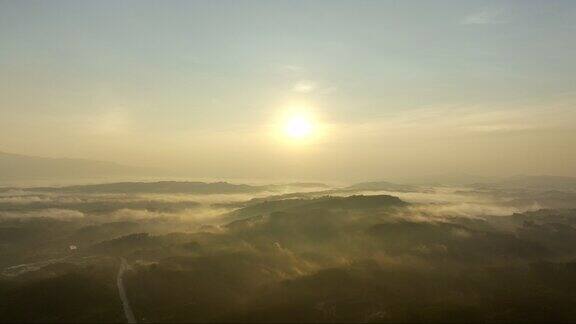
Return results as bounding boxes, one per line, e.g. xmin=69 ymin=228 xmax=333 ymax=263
xmin=285 ymin=115 xmax=313 ymax=139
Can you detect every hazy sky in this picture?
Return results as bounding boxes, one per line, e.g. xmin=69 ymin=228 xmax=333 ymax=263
xmin=1 ymin=0 xmax=575 ymax=181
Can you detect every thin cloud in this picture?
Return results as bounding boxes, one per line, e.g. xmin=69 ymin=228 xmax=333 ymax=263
xmin=278 ymin=64 xmax=305 ymax=75
xmin=461 ymin=8 xmax=507 ymax=25
xmin=465 ymin=124 xmax=534 ymax=133
xmin=293 ymin=80 xmax=317 ymax=93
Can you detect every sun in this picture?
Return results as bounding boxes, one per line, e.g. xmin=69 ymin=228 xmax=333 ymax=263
xmin=285 ymin=115 xmax=313 ymax=139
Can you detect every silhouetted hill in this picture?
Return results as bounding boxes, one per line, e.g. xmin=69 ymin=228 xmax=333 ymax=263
xmin=225 ymin=194 xmax=408 ymax=221
xmin=302 ymin=195 xmax=407 ymax=210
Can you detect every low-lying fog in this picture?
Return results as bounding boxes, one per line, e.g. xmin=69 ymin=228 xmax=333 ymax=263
xmin=0 ymin=185 xmax=544 ymax=225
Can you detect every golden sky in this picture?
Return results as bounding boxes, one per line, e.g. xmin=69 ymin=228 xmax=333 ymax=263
xmin=1 ymin=1 xmax=575 ymax=181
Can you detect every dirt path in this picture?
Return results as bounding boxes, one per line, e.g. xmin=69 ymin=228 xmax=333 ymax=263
xmin=117 ymin=257 xmax=137 ymax=323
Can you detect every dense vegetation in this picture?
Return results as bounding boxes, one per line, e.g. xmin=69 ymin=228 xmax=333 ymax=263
xmin=2 ymin=182 xmax=576 ymax=322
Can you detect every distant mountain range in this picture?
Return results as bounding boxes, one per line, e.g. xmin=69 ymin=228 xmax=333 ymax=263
xmin=1 ymin=151 xmax=574 ymax=192
xmin=473 ymin=175 xmax=576 ymax=191
xmin=345 ymin=181 xmax=419 ymax=192
xmin=4 ymin=178 xmax=422 ymax=196
xmin=28 ymin=181 xmax=265 ymax=194
xmin=0 ymin=151 xmax=332 ymax=190
xmin=6 ymin=180 xmax=328 ymax=195
xmin=0 ymin=151 xmax=143 ymax=182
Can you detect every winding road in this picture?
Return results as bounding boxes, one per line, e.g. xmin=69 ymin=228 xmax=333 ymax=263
xmin=117 ymin=257 xmax=137 ymax=323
